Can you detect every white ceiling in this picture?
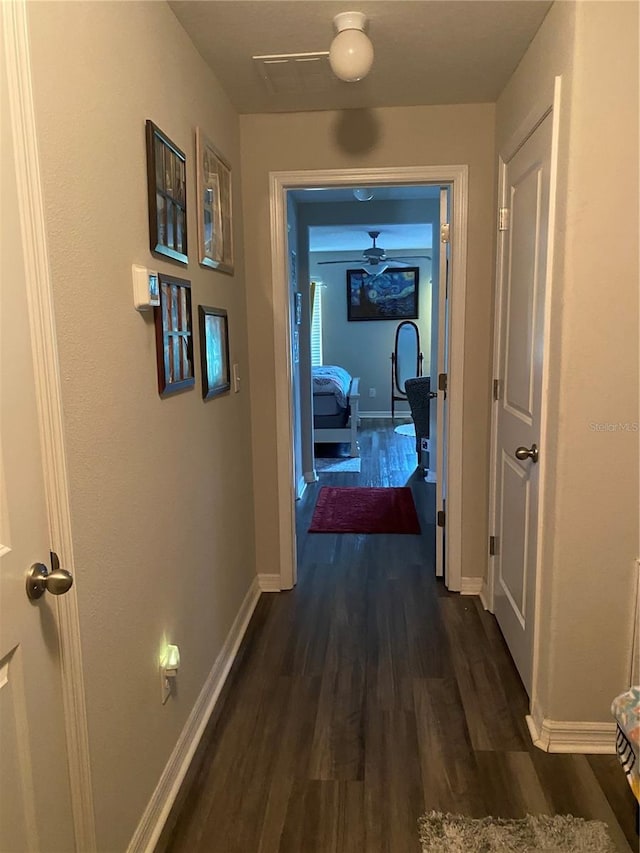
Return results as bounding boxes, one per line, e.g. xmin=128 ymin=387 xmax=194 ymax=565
xmin=169 ymin=0 xmax=552 ymax=114
xmin=310 ymin=223 xmax=431 ymax=252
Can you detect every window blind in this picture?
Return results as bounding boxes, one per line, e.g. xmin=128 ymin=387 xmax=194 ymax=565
xmin=310 ymin=283 xmax=323 ymax=366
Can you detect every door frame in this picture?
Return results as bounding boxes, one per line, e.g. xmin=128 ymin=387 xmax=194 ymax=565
xmin=3 ymin=2 xmax=96 ymax=848
xmin=487 ymin=77 xmax=563 ymax=718
xmin=268 ymin=165 xmax=468 ymax=591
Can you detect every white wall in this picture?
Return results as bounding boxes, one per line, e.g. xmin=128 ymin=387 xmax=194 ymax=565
xmin=311 ymin=250 xmax=432 ymax=415
xmin=27 ymin=3 xmax=256 ymax=849
xmin=497 ymin=0 xmax=639 ymax=724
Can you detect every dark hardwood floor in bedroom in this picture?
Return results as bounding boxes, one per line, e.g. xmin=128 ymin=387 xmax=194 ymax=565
xmin=162 ymin=420 xmax=637 ymax=852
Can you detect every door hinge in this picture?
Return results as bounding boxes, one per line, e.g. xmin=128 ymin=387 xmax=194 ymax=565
xmin=498 ymin=208 xmax=510 ymax=231
xmin=438 ymin=373 xmax=448 ymax=393
xmin=437 ymin=510 xmax=446 ymax=528
xmin=493 ymin=378 xmax=502 ymax=401
xmin=440 ymin=223 xmax=450 ymax=243
xmin=489 ymin=535 xmax=498 ymax=556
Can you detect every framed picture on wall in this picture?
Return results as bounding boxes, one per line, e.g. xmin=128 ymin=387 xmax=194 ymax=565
xmin=145 ymin=121 xmax=188 ymax=264
xmin=154 ymin=274 xmax=194 ymax=396
xmin=196 ymin=129 xmax=234 ymax=274
xmin=198 ymin=305 xmax=230 ymax=399
xmin=346 ymin=267 xmax=419 ymax=321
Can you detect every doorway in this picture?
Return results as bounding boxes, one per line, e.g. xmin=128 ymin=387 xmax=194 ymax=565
xmin=268 ymin=166 xmax=468 ymax=592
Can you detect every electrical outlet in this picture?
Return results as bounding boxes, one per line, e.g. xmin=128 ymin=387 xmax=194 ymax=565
xmin=369 ymin=387 xmax=376 ymax=398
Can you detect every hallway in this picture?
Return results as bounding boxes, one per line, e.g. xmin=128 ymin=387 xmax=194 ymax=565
xmin=163 ymin=423 xmax=636 ymax=852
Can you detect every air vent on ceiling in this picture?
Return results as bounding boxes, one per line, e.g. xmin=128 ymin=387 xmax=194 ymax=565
xmin=252 ymin=52 xmax=334 ymax=95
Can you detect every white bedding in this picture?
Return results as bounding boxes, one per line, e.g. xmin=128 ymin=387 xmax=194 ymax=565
xmin=312 ymin=365 xmax=352 ymax=408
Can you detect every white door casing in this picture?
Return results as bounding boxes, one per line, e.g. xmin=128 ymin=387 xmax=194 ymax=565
xmin=1 ymin=2 xmax=96 ymax=849
xmin=435 ymin=187 xmax=450 ymax=579
xmin=269 ymin=166 xmax=468 ymax=591
xmin=491 ymin=112 xmax=553 ymax=695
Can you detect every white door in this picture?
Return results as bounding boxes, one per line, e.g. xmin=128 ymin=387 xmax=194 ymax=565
xmin=0 ymin=14 xmax=75 ymax=851
xmin=492 ymin=113 xmax=552 ymax=694
xmin=434 ymin=187 xmax=450 ymax=578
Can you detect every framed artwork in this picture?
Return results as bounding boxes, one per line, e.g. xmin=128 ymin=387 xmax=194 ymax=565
xmin=145 ymin=121 xmax=187 ymax=264
xmin=346 ymin=267 xmax=419 ymax=321
xmin=196 ymin=129 xmax=234 ymax=274
xmin=154 ymin=274 xmax=194 ymax=396
xmin=198 ymin=305 xmax=230 ymax=400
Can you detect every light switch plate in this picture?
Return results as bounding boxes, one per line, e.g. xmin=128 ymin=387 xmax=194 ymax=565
xmin=232 ymin=363 xmax=241 ymax=393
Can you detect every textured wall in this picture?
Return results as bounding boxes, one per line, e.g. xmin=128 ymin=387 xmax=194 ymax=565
xmin=496 ymin=0 xmax=639 ymax=722
xmin=240 ymin=103 xmax=496 ymax=583
xmin=27 ymin=3 xmax=256 ymax=849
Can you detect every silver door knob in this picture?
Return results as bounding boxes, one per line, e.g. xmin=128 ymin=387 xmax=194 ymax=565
xmin=26 ymin=562 xmax=73 ymax=600
xmin=515 ymin=443 xmax=539 ymax=463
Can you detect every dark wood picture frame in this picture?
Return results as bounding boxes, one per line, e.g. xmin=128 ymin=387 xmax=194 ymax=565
xmin=346 ymin=267 xmax=419 ymax=321
xmin=154 ymin=274 xmax=195 ymax=396
xmin=146 ymin=120 xmax=188 ymax=264
xmin=196 ymin=128 xmax=234 ymax=274
xmin=198 ymin=305 xmax=230 ymax=400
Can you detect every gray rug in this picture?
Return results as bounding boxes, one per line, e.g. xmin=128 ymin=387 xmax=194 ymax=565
xmin=418 ymin=812 xmax=617 ymax=852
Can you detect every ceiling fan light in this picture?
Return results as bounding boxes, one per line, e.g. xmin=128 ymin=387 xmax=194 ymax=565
xmin=329 ymin=12 xmax=374 ymax=82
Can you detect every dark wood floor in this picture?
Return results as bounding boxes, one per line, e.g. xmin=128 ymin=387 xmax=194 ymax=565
xmin=162 ymin=421 xmax=637 ymax=852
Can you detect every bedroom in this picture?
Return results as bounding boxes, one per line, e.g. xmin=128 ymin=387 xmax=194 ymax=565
xmin=289 ymin=187 xmax=440 ymax=468
xmin=287 ymin=184 xmax=444 ymax=561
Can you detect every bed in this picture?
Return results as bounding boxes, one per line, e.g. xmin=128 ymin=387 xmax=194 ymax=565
xmin=312 ymin=365 xmax=360 ymax=458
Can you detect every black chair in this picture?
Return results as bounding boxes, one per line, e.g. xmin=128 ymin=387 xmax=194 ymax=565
xmin=405 ymin=377 xmax=433 ymax=471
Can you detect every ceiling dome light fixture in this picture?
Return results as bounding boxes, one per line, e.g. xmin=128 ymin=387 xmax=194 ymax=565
xmin=329 ymin=12 xmax=374 ymax=82
xmin=353 ymin=187 xmax=374 ymax=201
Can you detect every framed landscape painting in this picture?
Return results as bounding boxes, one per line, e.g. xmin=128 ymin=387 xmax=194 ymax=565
xmin=198 ymin=305 xmax=230 ymax=400
xmin=347 ymin=267 xmax=419 ymax=321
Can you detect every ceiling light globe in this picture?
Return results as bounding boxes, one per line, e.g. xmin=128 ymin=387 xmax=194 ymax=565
xmin=329 ymin=28 xmax=374 ymax=82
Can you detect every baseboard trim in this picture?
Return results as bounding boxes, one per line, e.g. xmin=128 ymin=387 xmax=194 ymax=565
xmin=258 ymin=573 xmax=281 ymax=592
xmin=526 ymin=714 xmax=617 ymax=754
xmin=479 ymin=580 xmax=491 ymax=611
xmin=360 ymin=411 xmax=395 ymax=419
xmin=459 ymin=576 xmax=484 ymax=596
xmin=127 ymin=576 xmax=261 ymax=853
xmin=304 ymin=469 xmax=318 ymax=484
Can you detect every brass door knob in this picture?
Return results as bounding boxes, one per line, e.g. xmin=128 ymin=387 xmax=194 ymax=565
xmin=26 ymin=562 xmax=73 ymax=600
xmin=515 ymin=443 xmax=539 ymax=463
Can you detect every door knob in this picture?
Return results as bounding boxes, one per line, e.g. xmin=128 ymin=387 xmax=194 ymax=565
xmin=26 ymin=562 xmax=73 ymax=600
xmin=515 ymin=443 xmax=539 ymax=463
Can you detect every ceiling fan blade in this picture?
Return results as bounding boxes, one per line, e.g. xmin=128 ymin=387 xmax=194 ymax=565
xmin=382 ymin=256 xmax=431 ymax=265
xmin=316 ymin=259 xmax=365 ymax=265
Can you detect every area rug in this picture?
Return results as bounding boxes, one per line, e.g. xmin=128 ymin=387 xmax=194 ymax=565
xmin=314 ymin=456 xmax=361 ymax=474
xmin=394 ymin=422 xmax=416 ymax=437
xmin=309 ymin=486 xmax=421 ymax=534
xmin=418 ymin=812 xmax=617 ymax=853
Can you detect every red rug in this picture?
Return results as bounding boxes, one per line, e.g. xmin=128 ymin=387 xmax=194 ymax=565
xmin=309 ymin=486 xmax=421 ymax=534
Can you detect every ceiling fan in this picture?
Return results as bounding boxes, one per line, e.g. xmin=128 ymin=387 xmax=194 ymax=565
xmin=317 ymin=230 xmax=431 ymax=275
